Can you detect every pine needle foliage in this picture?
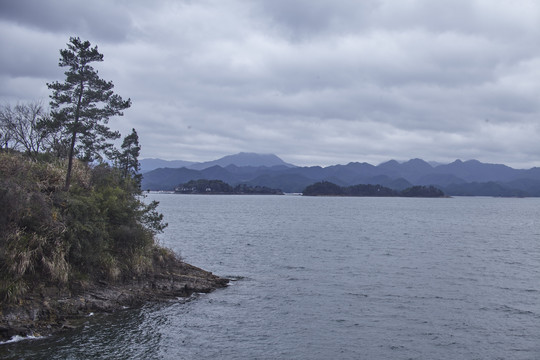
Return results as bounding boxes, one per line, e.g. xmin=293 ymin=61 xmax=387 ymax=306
xmin=47 ymin=37 xmax=131 ymax=190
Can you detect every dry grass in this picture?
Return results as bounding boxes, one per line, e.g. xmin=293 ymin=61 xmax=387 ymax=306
xmin=0 ymin=152 xmax=167 ymax=304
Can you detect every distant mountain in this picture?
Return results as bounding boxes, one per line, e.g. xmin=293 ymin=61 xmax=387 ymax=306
xmin=443 ymin=182 xmax=528 ymax=197
xmin=188 ymin=152 xmax=296 ymax=170
xmin=141 ymin=167 xmax=202 ymax=190
xmin=433 ymin=159 xmax=521 ymax=182
xmin=140 ymin=155 xmax=540 ymax=196
xmin=140 ymin=158 xmax=195 ymax=173
xmin=376 ymin=158 xmax=434 ymax=183
xmin=141 ymin=152 xmax=296 ymax=173
xmin=416 ymin=173 xmax=466 ymax=187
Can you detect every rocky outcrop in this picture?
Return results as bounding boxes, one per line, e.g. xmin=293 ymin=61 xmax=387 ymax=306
xmin=0 ymin=259 xmax=228 ymax=341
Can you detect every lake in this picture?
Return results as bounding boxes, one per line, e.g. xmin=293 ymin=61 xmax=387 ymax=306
xmin=2 ymin=195 xmax=540 ymax=359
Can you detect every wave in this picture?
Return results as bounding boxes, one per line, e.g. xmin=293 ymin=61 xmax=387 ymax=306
xmin=0 ymin=334 xmax=44 ymax=345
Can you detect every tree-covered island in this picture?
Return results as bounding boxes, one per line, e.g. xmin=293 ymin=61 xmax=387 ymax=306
xmin=302 ymin=181 xmax=445 ymax=197
xmin=0 ymin=37 xmax=227 ymax=341
xmin=175 ymin=179 xmax=284 ymax=195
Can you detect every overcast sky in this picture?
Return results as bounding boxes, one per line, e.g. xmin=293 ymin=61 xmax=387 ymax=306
xmin=1 ymin=0 xmax=540 ymax=168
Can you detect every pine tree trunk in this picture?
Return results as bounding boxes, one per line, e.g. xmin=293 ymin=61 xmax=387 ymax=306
xmin=64 ymin=79 xmax=84 ymax=191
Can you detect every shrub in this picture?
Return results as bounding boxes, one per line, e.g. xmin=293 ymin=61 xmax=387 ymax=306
xmin=0 ymin=153 xmax=168 ymax=302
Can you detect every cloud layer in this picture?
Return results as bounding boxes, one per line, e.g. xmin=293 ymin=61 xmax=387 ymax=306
xmin=1 ymin=0 xmax=540 ymax=167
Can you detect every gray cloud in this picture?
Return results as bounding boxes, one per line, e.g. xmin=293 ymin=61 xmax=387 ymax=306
xmin=0 ymin=0 xmax=134 ymax=42
xmin=1 ymin=0 xmax=540 ymax=168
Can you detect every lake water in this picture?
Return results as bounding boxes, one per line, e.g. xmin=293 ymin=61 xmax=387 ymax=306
xmin=2 ymin=195 xmax=540 ymax=359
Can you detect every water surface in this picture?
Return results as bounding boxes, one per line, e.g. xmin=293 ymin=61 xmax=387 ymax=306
xmin=2 ymin=195 xmax=540 ymax=359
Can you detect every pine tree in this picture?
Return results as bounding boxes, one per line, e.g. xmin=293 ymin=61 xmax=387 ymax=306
xmin=47 ymin=37 xmax=131 ymax=190
xmin=118 ymin=128 xmax=142 ymax=189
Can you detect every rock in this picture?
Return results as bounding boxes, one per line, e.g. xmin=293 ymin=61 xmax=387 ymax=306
xmin=0 ymin=325 xmax=32 ymax=340
xmin=0 ymin=259 xmax=229 ymax=341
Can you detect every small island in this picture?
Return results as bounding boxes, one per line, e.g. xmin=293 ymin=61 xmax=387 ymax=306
xmin=175 ymin=179 xmax=284 ymax=195
xmin=0 ymin=152 xmax=229 ymax=341
xmin=302 ymin=181 xmax=446 ymax=197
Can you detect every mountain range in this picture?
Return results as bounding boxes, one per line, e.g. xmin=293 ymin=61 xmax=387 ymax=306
xmin=140 ymin=152 xmax=295 ymax=173
xmin=140 ymin=153 xmax=540 ymax=196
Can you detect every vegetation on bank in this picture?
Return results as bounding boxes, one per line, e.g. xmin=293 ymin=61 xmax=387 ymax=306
xmin=0 ymin=152 xmax=168 ymax=303
xmin=0 ymin=37 xmax=169 ymax=305
xmin=302 ymin=181 xmax=445 ymax=197
xmin=175 ymin=179 xmax=284 ymax=194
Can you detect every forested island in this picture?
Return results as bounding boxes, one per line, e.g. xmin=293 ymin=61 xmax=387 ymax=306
xmin=175 ymin=179 xmax=284 ymax=195
xmin=302 ymin=181 xmax=445 ymax=197
xmin=0 ymin=37 xmax=227 ymax=341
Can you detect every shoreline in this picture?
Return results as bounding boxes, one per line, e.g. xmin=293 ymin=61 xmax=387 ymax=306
xmin=0 ymin=258 xmax=228 ymax=342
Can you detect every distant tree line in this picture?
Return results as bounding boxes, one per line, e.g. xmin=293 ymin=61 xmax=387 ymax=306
xmin=302 ymin=181 xmax=445 ymax=197
xmin=176 ymin=179 xmax=283 ymax=195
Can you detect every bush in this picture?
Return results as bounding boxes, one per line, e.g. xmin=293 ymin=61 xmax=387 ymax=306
xmin=0 ymin=153 xmax=168 ymax=302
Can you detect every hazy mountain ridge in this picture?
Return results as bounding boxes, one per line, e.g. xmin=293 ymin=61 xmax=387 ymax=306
xmin=141 ymin=154 xmax=540 ymax=196
xmin=140 ymin=152 xmax=295 ymax=173
xmin=139 ymin=158 xmax=196 ymax=173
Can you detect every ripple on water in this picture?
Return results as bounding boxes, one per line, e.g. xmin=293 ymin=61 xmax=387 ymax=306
xmin=3 ymin=195 xmax=540 ymax=360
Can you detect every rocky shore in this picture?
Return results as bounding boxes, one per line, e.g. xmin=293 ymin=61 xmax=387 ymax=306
xmin=0 ymin=257 xmax=228 ymax=342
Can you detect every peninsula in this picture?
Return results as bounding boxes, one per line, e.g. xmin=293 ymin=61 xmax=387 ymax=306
xmin=0 ymin=37 xmax=227 ymax=342
xmin=0 ymin=152 xmax=228 ymax=341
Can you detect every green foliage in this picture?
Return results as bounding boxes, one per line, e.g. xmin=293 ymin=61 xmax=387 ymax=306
xmin=116 ymin=128 xmax=142 ymax=188
xmin=0 ymin=153 xmax=69 ymax=301
xmin=64 ymin=164 xmax=167 ymax=279
xmin=0 ymin=153 xmax=168 ymax=303
xmin=139 ymin=200 xmax=168 ymax=234
xmin=47 ymin=37 xmax=131 ymax=189
xmin=0 ymin=37 xmax=168 ymax=305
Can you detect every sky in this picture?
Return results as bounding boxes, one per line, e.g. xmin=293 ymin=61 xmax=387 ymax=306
xmin=1 ymin=0 xmax=540 ymax=168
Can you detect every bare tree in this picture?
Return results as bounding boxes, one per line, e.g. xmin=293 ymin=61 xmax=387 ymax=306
xmin=0 ymin=101 xmax=51 ymax=158
xmin=0 ymin=115 xmax=13 ymax=150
